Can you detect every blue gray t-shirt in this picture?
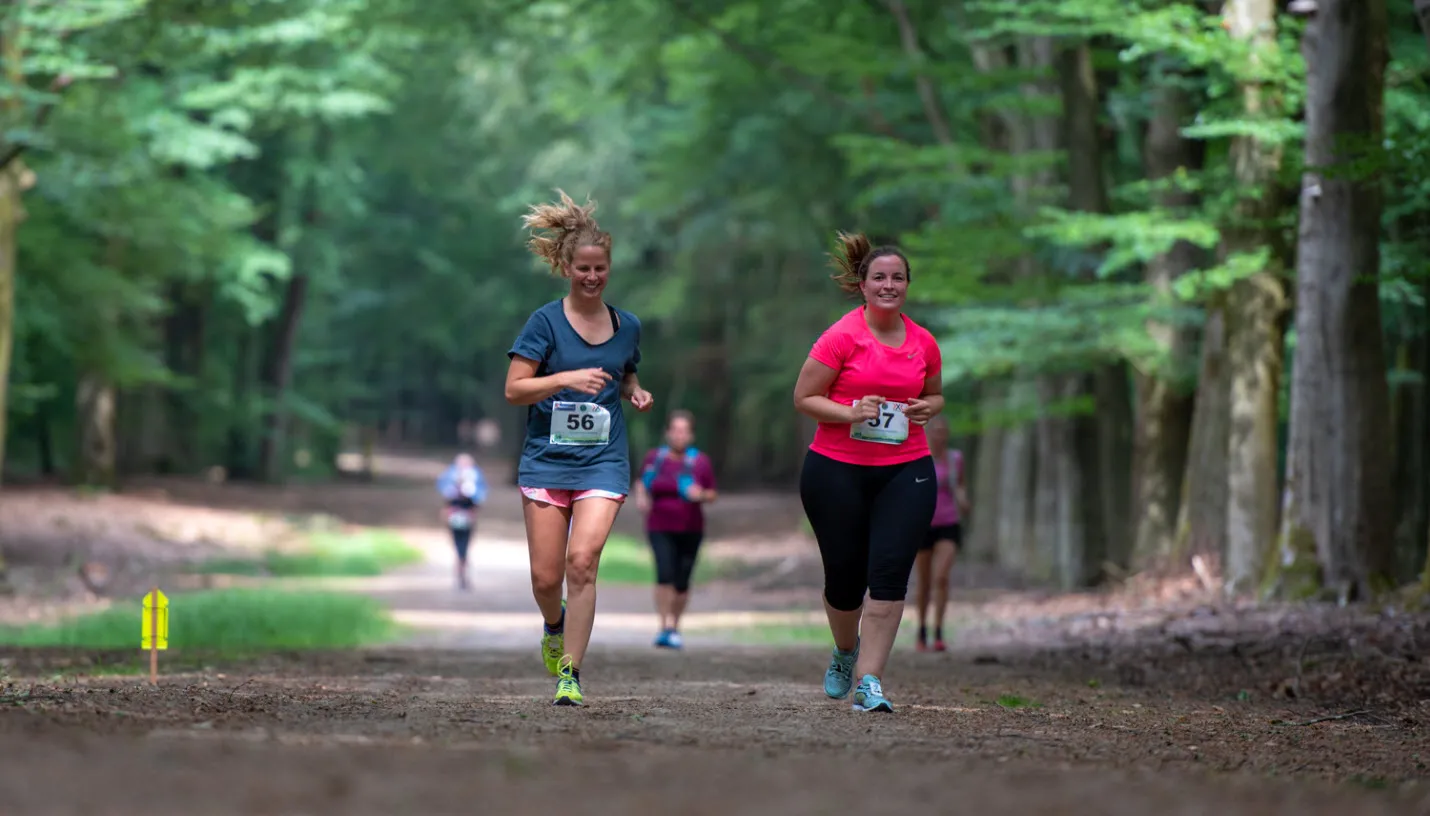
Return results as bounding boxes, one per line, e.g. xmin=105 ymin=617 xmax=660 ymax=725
xmin=507 ymin=299 xmax=642 ymax=495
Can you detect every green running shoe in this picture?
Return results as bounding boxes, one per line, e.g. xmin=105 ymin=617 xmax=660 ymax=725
xmin=552 ymin=655 xmax=583 ymax=707
xmin=541 ymin=600 xmax=566 ymax=676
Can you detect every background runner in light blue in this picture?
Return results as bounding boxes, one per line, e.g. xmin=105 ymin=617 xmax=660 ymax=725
xmin=508 ymin=298 xmax=642 ymax=495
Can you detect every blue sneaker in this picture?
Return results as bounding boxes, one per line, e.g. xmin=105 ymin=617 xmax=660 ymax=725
xmin=852 ymin=674 xmax=894 ymax=713
xmin=654 ymin=629 xmax=684 ymax=650
xmin=823 ymin=640 xmax=859 ymax=699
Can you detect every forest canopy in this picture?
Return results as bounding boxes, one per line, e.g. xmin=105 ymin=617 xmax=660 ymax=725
xmin=1 ymin=0 xmax=1427 ymax=602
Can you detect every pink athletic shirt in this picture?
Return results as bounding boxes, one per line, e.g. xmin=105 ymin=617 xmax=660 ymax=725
xmin=931 ymin=450 xmax=964 ymax=526
xmin=806 ymin=307 xmax=943 ymax=467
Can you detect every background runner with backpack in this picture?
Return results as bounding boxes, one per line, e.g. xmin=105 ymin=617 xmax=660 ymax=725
xmin=436 ymin=453 xmax=489 ymax=591
xmin=634 ymin=410 xmax=719 ymax=649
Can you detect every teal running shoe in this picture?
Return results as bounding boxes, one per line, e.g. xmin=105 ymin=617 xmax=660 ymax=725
xmin=852 ymin=674 xmax=894 ymax=713
xmin=823 ymin=640 xmax=859 ymax=699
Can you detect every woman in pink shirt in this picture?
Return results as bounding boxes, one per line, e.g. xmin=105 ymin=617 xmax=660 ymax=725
xmin=792 ymin=231 xmax=944 ymax=714
xmin=912 ymin=415 xmax=968 ymax=652
xmin=634 ymin=410 xmax=719 ymax=651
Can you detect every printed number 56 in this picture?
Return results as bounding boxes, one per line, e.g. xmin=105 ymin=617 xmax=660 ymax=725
xmin=566 ymin=414 xmax=596 ymax=431
xmin=866 ymin=409 xmax=894 ymax=429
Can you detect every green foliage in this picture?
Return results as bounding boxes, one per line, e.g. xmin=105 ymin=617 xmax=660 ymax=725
xmin=1027 ymin=209 xmax=1221 ymax=281
xmin=0 ymin=0 xmax=1425 ymax=492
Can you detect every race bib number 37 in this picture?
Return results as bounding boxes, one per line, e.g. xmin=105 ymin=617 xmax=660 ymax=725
xmin=550 ymin=401 xmax=612 ymax=446
xmin=849 ymin=400 xmax=910 ymax=445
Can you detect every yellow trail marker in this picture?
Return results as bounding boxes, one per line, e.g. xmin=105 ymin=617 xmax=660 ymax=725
xmin=141 ymin=588 xmax=169 ymax=685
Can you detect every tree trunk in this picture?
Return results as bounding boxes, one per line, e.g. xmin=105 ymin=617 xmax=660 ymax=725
xmin=1060 ymin=40 xmax=1134 ymax=574
xmin=34 ymin=406 xmax=54 ymax=476
xmin=967 ymin=383 xmax=1006 ymax=563
xmin=998 ymin=383 xmax=1040 ymax=575
xmin=1409 ymin=0 xmax=1430 ymax=591
xmin=1038 ymin=375 xmax=1090 ymax=588
xmin=1220 ymin=0 xmax=1290 ymax=596
xmin=224 ymin=324 xmax=257 ymax=480
xmin=1131 ymin=79 xmax=1201 ymax=571
xmin=117 ymin=385 xmax=169 ymax=475
xmin=1090 ymin=367 xmax=1135 ymax=570
xmin=1013 ymin=35 xmax=1095 ymax=588
xmin=1173 ymin=304 xmax=1229 ymax=572
xmin=256 ymin=271 xmax=310 ymax=482
xmin=256 ymin=124 xmax=325 ymax=483
xmin=1395 ymin=279 xmax=1430 ymax=582
xmin=0 ymin=165 xmax=17 ymax=487
xmin=963 ymin=33 xmax=1016 ymax=570
xmin=1279 ymin=0 xmax=1393 ymax=601
xmin=1223 ymin=268 xmax=1287 ymax=596
xmin=0 ymin=152 xmax=34 ymax=589
xmin=76 ymin=372 xmax=117 ymax=487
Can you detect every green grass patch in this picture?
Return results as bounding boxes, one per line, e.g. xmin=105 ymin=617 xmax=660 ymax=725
xmin=190 ymin=529 xmax=422 ymax=578
xmin=994 ymin=693 xmax=1043 ymax=710
xmin=0 ymin=588 xmax=399 ymax=654
xmin=596 ymin=532 xmax=744 ymax=586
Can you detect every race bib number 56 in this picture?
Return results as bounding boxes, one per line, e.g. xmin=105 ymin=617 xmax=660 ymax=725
xmin=550 ymin=401 xmax=612 ymax=446
xmin=849 ymin=400 xmax=909 ymax=445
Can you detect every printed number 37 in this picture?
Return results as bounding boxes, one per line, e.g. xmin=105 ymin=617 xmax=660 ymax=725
xmin=866 ymin=408 xmax=895 ymax=429
xmin=566 ymin=414 xmax=596 ymax=431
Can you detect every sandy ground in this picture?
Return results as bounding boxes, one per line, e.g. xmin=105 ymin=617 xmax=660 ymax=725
xmin=1 ymin=450 xmax=1428 ymax=814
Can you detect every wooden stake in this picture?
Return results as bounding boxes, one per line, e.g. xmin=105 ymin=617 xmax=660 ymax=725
xmin=149 ymin=585 xmax=158 ymax=686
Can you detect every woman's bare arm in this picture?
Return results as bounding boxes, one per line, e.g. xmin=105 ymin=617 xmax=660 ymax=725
xmin=505 ymin=356 xmax=578 ymax=406
xmin=793 ymin=358 xmax=857 ymax=424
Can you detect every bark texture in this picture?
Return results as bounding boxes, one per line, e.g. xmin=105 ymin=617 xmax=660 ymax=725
xmin=1131 ymin=79 xmax=1201 ymax=571
xmin=1278 ymin=0 xmax=1393 ymax=601
xmin=1220 ymin=0 xmax=1290 ymax=596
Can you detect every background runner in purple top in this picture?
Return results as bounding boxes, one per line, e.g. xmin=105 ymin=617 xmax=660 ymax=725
xmin=930 ymin=451 xmax=963 ymax=527
xmin=640 ymin=448 xmax=717 ymax=533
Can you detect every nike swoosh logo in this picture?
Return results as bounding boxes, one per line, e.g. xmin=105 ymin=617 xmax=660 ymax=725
xmin=915 ymin=477 xmax=929 ymax=483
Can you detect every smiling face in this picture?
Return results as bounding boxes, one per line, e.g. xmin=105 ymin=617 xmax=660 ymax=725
xmin=564 ymin=244 xmax=610 ymax=301
xmin=860 ymin=253 xmax=909 ymax=315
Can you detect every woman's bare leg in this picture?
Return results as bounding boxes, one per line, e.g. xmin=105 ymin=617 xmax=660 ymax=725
xmin=523 ymin=498 xmax=572 ymax=626
xmin=562 ymin=497 xmax=623 ymax=668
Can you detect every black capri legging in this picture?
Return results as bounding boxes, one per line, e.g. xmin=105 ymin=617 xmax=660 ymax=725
xmin=799 ymin=450 xmax=938 ymax=611
xmin=649 ymin=530 xmax=704 ymax=593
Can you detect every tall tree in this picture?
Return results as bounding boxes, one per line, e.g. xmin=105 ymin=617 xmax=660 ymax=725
xmin=1219 ymin=0 xmax=1292 ymax=595
xmin=1279 ymin=0 xmax=1393 ymax=600
xmin=1132 ymin=72 xmax=1201 ymax=571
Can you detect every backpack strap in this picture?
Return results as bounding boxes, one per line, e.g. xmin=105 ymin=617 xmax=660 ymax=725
xmin=641 ymin=446 xmax=670 ymax=491
xmin=642 ymin=446 xmax=701 ymax=496
xmin=676 ymin=447 xmax=699 ymax=499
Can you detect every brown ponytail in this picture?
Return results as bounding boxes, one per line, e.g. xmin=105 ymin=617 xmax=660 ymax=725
xmin=827 ymin=231 xmax=911 ymax=295
xmin=521 ymin=189 xmax=612 ymax=277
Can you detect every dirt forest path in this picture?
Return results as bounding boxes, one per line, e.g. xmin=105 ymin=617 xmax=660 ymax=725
xmin=2 ymin=449 xmax=1428 ymax=813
